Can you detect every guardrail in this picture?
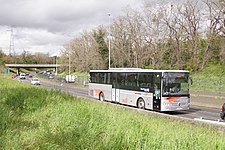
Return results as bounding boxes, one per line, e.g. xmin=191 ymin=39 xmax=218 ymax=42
xmin=38 ymin=74 xmax=89 ymax=86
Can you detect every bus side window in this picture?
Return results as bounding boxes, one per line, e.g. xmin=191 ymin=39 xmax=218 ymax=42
xmin=90 ymin=73 xmax=93 ymax=83
xmin=117 ymin=73 xmax=126 ymax=88
xmin=107 ymin=73 xmax=110 ymax=84
xmin=90 ymin=72 xmax=98 ymax=83
xmin=127 ymin=73 xmax=137 ymax=87
xmin=110 ymin=73 xmax=117 ymax=88
xmin=138 ymin=73 xmax=152 ymax=92
xmin=99 ymin=73 xmax=108 ymax=84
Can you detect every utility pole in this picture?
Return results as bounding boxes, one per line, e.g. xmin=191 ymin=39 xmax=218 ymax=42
xmin=68 ymin=41 xmax=71 ymax=75
xmin=8 ymin=27 xmax=15 ymax=56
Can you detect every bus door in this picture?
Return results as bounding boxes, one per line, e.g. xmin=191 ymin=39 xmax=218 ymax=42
xmin=111 ymin=73 xmax=120 ymax=102
xmin=153 ymin=73 xmax=161 ymax=111
xmin=112 ymin=89 xmax=120 ymax=102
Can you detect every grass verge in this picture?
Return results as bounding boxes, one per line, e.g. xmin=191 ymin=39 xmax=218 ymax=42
xmin=0 ymin=77 xmax=224 ymax=149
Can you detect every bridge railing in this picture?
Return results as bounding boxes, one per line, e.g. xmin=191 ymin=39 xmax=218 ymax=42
xmin=5 ymin=64 xmax=60 ymax=68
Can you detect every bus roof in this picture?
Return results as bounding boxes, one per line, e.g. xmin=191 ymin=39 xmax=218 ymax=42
xmin=90 ymin=68 xmax=189 ymax=73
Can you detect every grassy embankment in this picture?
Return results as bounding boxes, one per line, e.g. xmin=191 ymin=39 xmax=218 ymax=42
xmin=190 ymin=64 xmax=225 ymax=92
xmin=0 ymin=77 xmax=225 ymax=149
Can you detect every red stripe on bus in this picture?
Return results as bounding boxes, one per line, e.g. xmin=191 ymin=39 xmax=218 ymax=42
xmin=165 ymin=97 xmax=180 ymax=103
xmin=94 ymin=89 xmax=102 ymax=96
xmin=121 ymin=98 xmax=128 ymax=103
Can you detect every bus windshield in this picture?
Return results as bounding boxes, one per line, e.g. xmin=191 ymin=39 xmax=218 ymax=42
xmin=162 ymin=72 xmax=189 ymax=96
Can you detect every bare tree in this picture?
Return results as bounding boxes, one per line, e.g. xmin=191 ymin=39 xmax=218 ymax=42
xmin=161 ymin=5 xmax=187 ymax=69
xmin=111 ymin=15 xmax=133 ymax=67
xmin=110 ymin=8 xmax=146 ymax=68
xmin=59 ymin=28 xmax=106 ymax=72
xmin=142 ymin=6 xmax=171 ymax=69
xmin=110 ymin=16 xmax=131 ymax=68
xmin=59 ymin=0 xmax=225 ymax=72
xmin=178 ymin=1 xmax=201 ymax=70
xmin=201 ymin=0 xmax=225 ymax=68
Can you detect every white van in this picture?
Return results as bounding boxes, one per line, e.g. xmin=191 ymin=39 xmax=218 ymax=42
xmin=31 ymin=78 xmax=40 ymax=85
xmin=19 ymin=73 xmax=26 ymax=79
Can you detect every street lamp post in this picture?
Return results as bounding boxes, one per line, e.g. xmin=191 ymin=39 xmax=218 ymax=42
xmin=108 ymin=13 xmax=111 ymax=69
xmin=68 ymin=41 xmax=71 ymax=75
xmin=54 ymin=56 xmax=58 ymax=75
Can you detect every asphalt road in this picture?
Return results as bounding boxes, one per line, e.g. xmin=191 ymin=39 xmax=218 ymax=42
xmin=20 ymin=77 xmax=225 ymax=125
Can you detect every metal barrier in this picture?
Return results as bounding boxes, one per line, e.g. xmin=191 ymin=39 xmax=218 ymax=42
xmin=45 ymin=75 xmax=89 ymax=86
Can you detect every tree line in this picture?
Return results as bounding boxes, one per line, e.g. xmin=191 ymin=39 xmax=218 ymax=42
xmin=59 ymin=0 xmax=225 ymax=73
xmin=0 ymin=0 xmax=224 ymax=74
xmin=0 ymin=49 xmax=56 ymax=73
xmin=0 ymin=49 xmax=54 ymax=65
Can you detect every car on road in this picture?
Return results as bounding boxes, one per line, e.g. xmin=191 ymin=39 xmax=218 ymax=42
xmin=19 ymin=73 xmax=26 ymax=79
xmin=49 ymin=75 xmax=53 ymax=79
xmin=31 ymin=78 xmax=40 ymax=85
xmin=29 ymin=74 xmax=33 ymax=78
xmin=220 ymin=103 xmax=225 ymax=120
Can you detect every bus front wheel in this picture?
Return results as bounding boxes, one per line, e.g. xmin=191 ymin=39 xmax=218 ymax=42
xmin=99 ymin=92 xmax=105 ymax=101
xmin=137 ymin=98 xmax=145 ymax=109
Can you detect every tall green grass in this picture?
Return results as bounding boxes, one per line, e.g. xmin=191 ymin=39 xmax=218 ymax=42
xmin=0 ymin=77 xmax=225 ymax=149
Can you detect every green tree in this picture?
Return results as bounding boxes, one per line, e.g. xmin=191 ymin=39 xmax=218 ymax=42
xmin=93 ymin=28 xmax=108 ymax=67
xmin=0 ymin=49 xmax=6 ymax=65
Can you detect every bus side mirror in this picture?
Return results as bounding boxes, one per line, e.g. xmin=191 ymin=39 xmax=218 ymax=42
xmin=188 ymin=77 xmax=193 ymax=85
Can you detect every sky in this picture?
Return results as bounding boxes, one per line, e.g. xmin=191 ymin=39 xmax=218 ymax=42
xmin=0 ymin=0 xmax=200 ymax=56
xmin=0 ymin=0 xmax=145 ymax=56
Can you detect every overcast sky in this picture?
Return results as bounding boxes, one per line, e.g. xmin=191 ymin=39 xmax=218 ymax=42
xmin=0 ymin=0 xmax=192 ymax=56
xmin=0 ymin=0 xmax=146 ymax=56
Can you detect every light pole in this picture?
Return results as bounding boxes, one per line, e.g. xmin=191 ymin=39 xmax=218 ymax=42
xmin=108 ymin=13 xmax=111 ymax=69
xmin=53 ymin=56 xmax=58 ymax=75
xmin=68 ymin=41 xmax=71 ymax=75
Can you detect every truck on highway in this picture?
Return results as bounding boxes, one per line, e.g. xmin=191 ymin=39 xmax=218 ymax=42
xmin=65 ymin=75 xmax=76 ymax=83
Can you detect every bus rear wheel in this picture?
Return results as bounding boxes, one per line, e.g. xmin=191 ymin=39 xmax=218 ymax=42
xmin=99 ymin=92 xmax=105 ymax=101
xmin=137 ymin=98 xmax=145 ymax=109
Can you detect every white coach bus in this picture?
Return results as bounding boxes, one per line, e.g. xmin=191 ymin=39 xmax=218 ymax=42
xmin=89 ymin=68 xmax=191 ymax=111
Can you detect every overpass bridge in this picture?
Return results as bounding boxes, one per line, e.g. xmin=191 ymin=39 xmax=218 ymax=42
xmin=5 ymin=64 xmax=60 ymax=74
